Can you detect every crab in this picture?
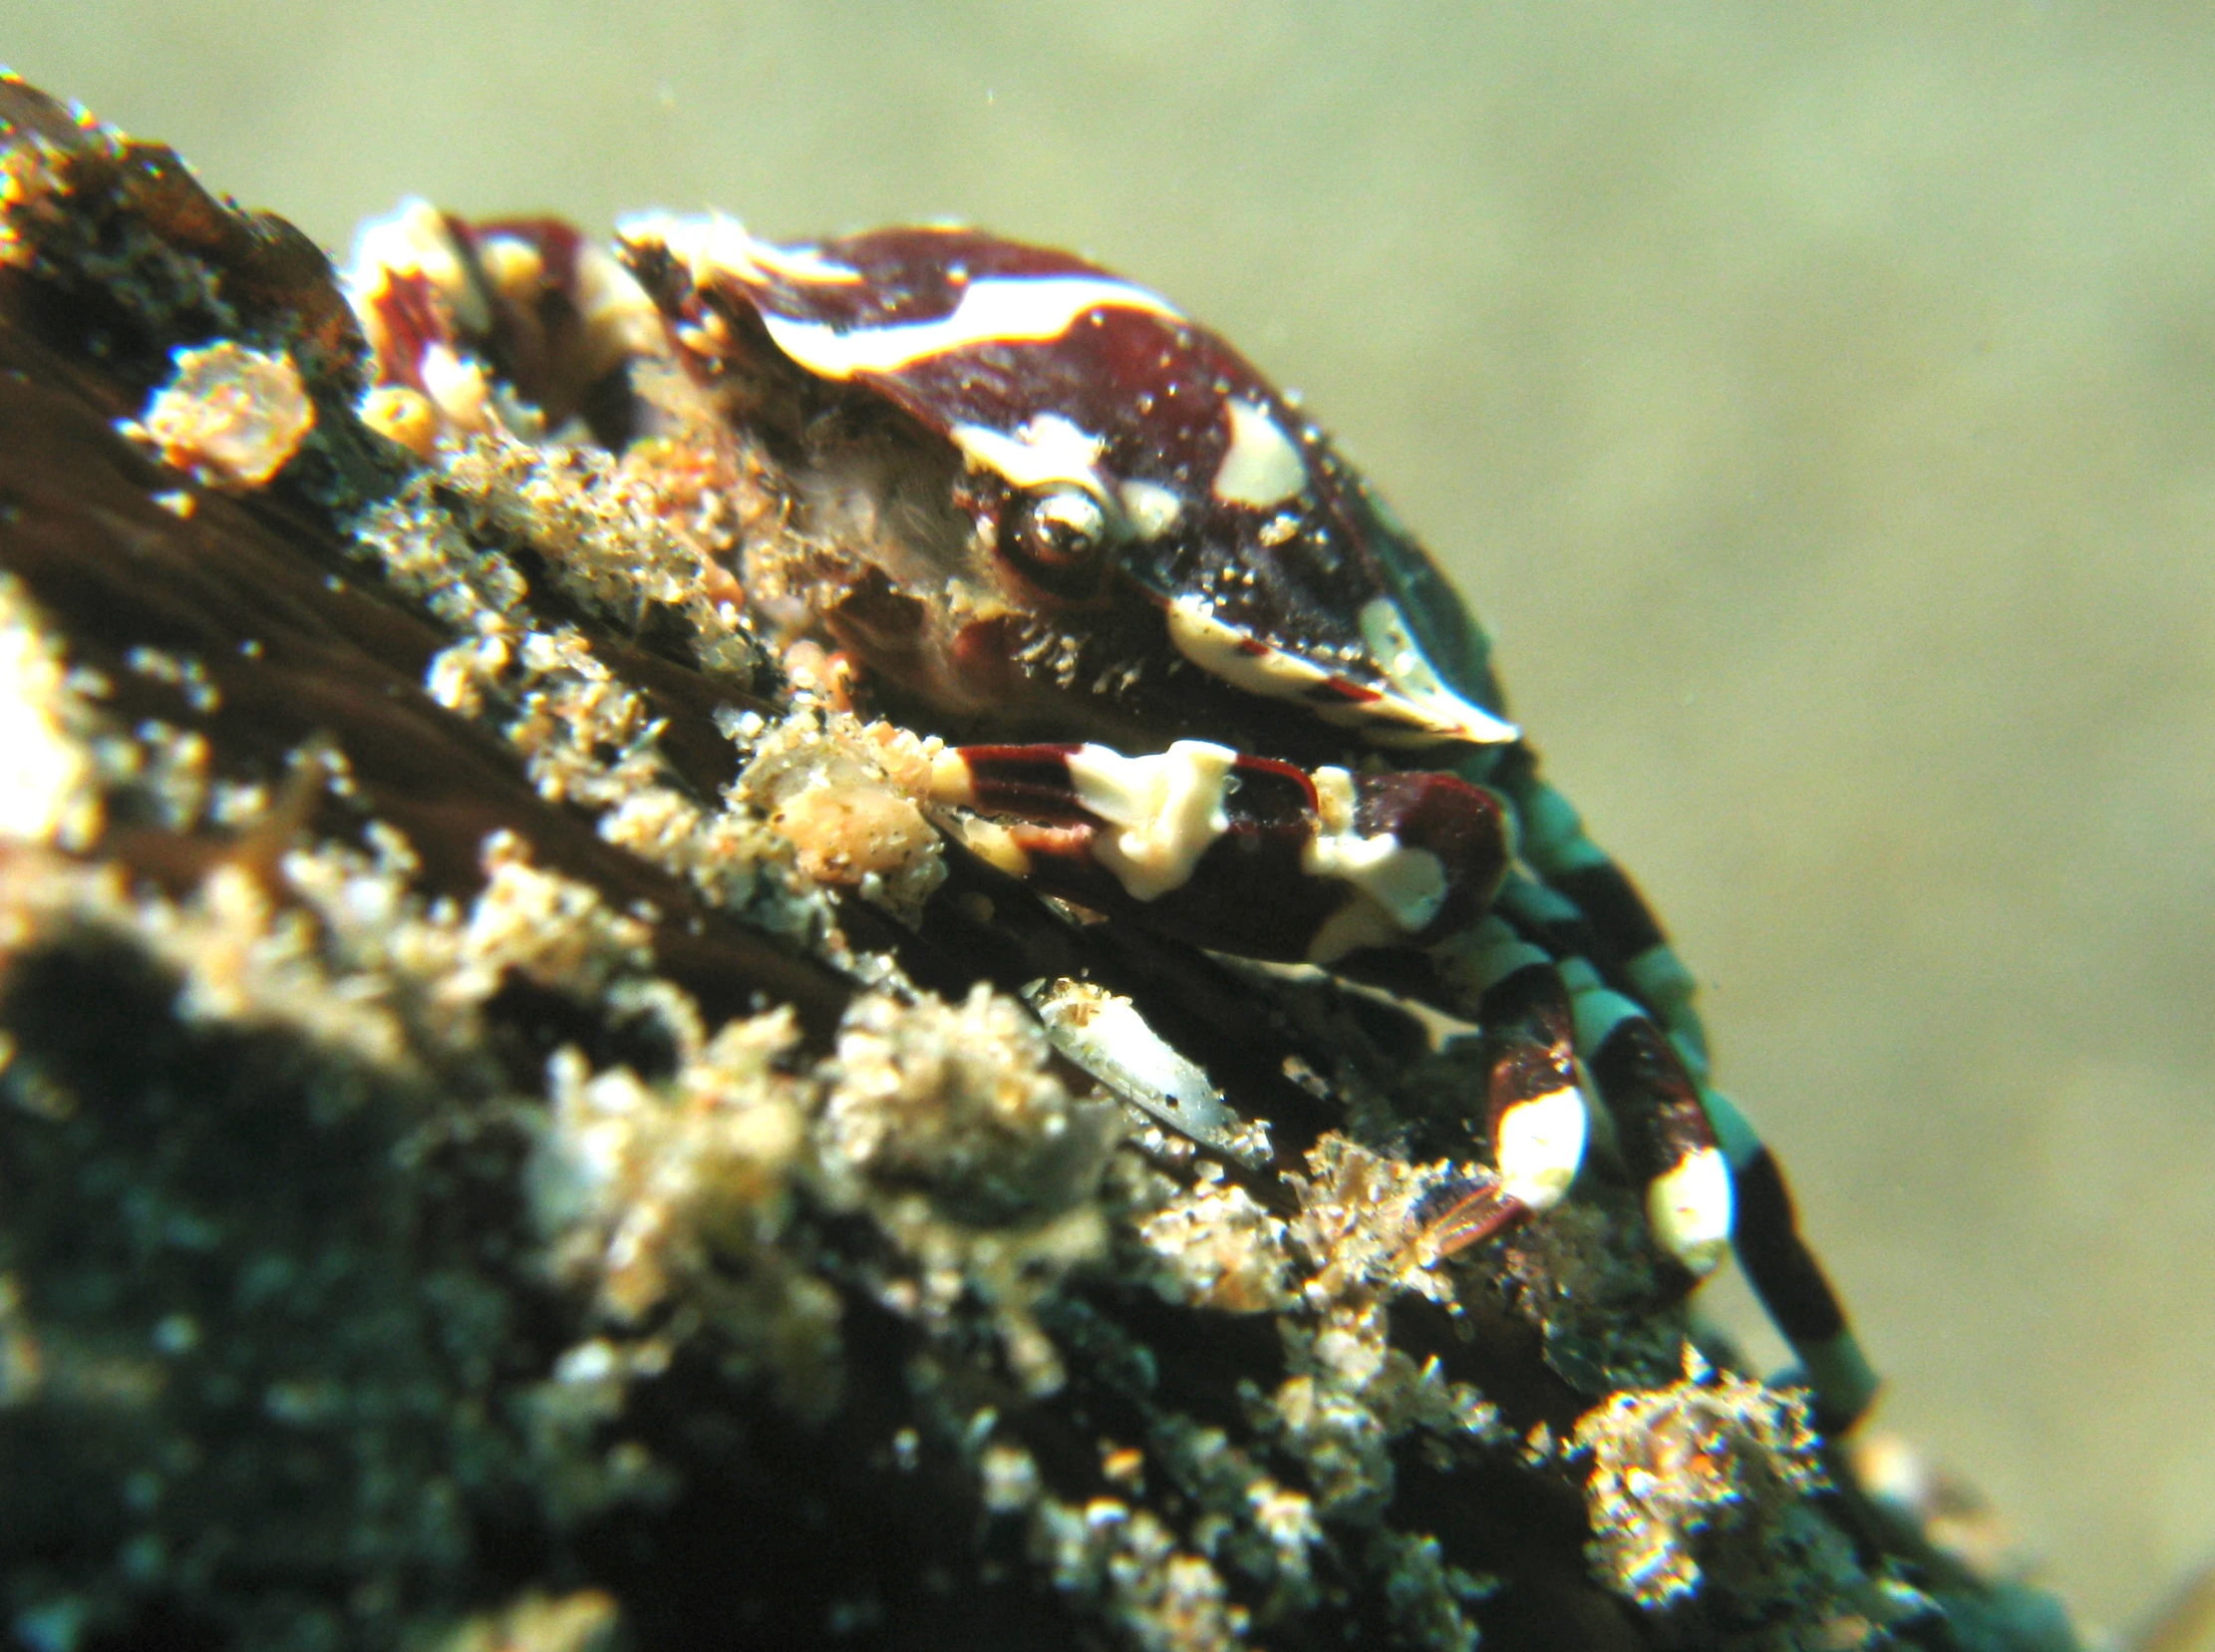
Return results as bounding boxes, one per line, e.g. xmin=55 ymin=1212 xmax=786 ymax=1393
xmin=346 ymin=203 xmax=1877 ymax=1431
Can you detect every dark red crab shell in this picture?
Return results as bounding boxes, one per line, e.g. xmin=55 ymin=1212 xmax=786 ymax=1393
xmin=615 ymin=214 xmax=1517 ymax=755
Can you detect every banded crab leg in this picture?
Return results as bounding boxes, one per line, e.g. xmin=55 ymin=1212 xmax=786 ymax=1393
xmin=1420 ymin=908 xmax=1734 ymax=1284
xmin=1487 ymin=742 xmax=1714 ymax=1080
xmin=929 ymin=739 xmax=1513 ymax=965
xmin=1489 ymin=864 xmax=1881 ymax=1431
xmin=936 ymin=737 xmax=1879 ymax=1429
xmin=1409 ymin=917 xmax=1588 ymax=1256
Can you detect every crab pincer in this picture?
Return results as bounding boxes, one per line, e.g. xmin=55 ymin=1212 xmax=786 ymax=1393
xmin=930 ymin=740 xmax=1511 ymax=964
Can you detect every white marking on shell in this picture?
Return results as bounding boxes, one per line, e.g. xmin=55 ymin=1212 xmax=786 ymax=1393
xmin=1494 ymin=1085 xmax=1587 ymax=1213
xmin=1064 ymin=740 xmax=1235 ymax=902
xmin=475 ymin=233 xmax=664 ymax=382
xmin=616 ymin=211 xmax=864 ymax=288
xmin=950 ymin=414 xmax=1107 ymax=494
xmin=1305 ymin=897 xmax=1405 ymax=963
xmin=1310 ymin=766 xmax=1358 ymax=836
xmin=1165 ymin=597 xmax=1340 ymax=699
xmin=938 ymin=815 xmax=1033 ymax=880
xmin=347 ymin=198 xmax=486 ymax=336
xmin=418 ymin=343 xmax=493 ymax=432
xmin=1645 ymin=1145 xmax=1733 ymax=1275
xmin=1117 ymin=480 xmax=1184 ymax=540
xmin=569 ymin=242 xmax=670 ymax=364
xmin=474 ymin=234 xmax=543 ymax=299
xmin=927 ymin=747 xmax=979 ymax=806
xmin=1356 ymin=598 xmax=1518 ymax=746
xmin=1302 ymin=827 xmax=1447 ymax=933
xmin=755 ymin=273 xmax=1181 ymax=379
xmin=1299 ymin=798 xmax=1449 ymax=962
xmin=1165 ymin=597 xmax=1518 ymax=749
xmin=1211 ymin=399 xmax=1307 ymax=508
xmin=739 ymin=236 xmax=865 ymax=286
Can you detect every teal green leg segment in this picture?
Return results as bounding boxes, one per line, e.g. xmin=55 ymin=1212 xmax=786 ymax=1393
xmin=1489 ymin=747 xmax=1712 ymax=1080
xmin=1486 ymin=841 xmax=1879 ymax=1431
xmin=1699 ymin=1087 xmax=1880 ymax=1431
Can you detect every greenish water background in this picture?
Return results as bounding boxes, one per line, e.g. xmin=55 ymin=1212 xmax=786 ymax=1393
xmin=6 ymin=2 xmax=2210 ymax=1630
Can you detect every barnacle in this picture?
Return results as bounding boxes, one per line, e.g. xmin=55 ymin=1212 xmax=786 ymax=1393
xmin=126 ymin=339 xmax=315 ymax=490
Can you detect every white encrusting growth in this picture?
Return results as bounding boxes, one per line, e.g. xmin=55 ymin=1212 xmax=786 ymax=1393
xmin=1211 ymin=399 xmax=1307 ymax=508
xmin=1024 ymin=979 xmax=1263 ymax=1163
xmin=0 ymin=583 xmax=99 ymax=848
xmin=950 ymin=414 xmax=1108 ymax=494
xmin=1644 ymin=1146 xmax=1733 ymax=1275
xmin=1063 ymin=741 xmax=1236 ymax=902
xmin=1493 ymin=1086 xmax=1587 ymax=1214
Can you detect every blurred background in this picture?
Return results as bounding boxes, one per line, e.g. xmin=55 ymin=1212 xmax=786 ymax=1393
xmin=5 ymin=2 xmax=2211 ymax=1632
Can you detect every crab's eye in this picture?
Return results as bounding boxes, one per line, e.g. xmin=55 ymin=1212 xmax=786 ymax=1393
xmin=1000 ymin=485 xmax=1111 ymax=597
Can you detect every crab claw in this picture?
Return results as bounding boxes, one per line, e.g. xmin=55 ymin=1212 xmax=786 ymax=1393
xmin=932 ymin=739 xmax=1511 ymax=963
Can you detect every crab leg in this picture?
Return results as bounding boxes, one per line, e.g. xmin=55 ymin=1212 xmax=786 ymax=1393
xmin=930 ymin=739 xmax=1512 ymax=965
xmin=1411 ymin=919 xmax=1589 ymax=1259
xmin=1424 ymin=897 xmax=1733 ymax=1281
xmin=1692 ymin=1086 xmax=1881 ymax=1432
xmin=1488 ymin=744 xmax=1713 ymax=1080
xmin=1557 ymin=953 xmax=1737 ymax=1279
xmin=1479 ymin=874 xmax=1878 ymax=1429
